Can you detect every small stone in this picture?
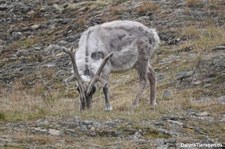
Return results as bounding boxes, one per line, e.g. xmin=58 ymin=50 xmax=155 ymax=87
xmin=82 ymin=120 xmax=93 ymax=125
xmin=12 ymin=32 xmax=23 ymax=40
xmin=162 ymin=89 xmax=173 ymax=100
xmin=0 ymin=4 xmax=9 ymax=11
xmin=39 ymin=7 xmax=46 ymax=12
xmin=167 ymin=120 xmax=183 ymax=126
xmin=196 ymin=112 xmax=210 ymax=117
xmin=53 ymin=4 xmax=63 ymax=12
xmin=34 ymin=46 xmax=42 ymax=50
xmin=90 ymin=127 xmax=95 ymax=131
xmin=87 ymin=124 xmax=92 ymax=129
xmin=27 ymin=10 xmax=35 ymax=16
xmin=176 ymin=71 xmax=193 ymax=80
xmin=31 ymin=24 xmax=40 ymax=29
xmin=33 ymin=127 xmax=47 ymax=133
xmin=218 ymin=96 xmax=225 ymax=105
xmin=133 ymin=132 xmax=142 ymax=140
xmin=192 ymin=80 xmax=201 ymax=85
xmin=49 ymin=129 xmax=61 ymax=136
xmin=36 ymin=119 xmax=49 ymax=126
xmin=80 ymin=125 xmax=88 ymax=132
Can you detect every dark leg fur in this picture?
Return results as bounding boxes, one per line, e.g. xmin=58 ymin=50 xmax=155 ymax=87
xmin=103 ymin=83 xmax=112 ymax=111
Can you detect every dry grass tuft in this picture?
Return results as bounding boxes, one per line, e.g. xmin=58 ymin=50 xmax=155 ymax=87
xmin=179 ymin=25 xmax=225 ymax=51
xmin=135 ymin=1 xmax=159 ymax=14
xmin=181 ymin=26 xmax=200 ymax=39
xmin=185 ymin=0 xmax=203 ymax=7
xmin=109 ymin=5 xmax=127 ymax=16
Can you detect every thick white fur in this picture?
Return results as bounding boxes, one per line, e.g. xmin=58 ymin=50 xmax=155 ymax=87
xmin=75 ymin=20 xmax=160 ymax=81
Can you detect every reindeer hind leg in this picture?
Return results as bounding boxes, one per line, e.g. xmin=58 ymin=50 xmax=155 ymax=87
xmin=133 ymin=53 xmax=148 ymax=107
xmin=147 ymin=65 xmax=157 ymax=107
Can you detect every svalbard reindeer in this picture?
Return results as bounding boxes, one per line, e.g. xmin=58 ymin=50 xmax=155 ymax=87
xmin=63 ymin=20 xmax=160 ymax=111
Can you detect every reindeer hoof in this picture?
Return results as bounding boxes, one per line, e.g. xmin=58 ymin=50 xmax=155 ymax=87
xmin=150 ymin=101 xmax=157 ymax=108
xmin=104 ymin=105 xmax=113 ymax=111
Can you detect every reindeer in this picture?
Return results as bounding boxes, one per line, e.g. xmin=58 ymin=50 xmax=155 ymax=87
xmin=63 ymin=20 xmax=160 ymax=111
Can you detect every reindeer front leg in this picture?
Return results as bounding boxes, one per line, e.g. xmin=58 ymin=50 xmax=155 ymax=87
xmin=93 ymin=76 xmax=112 ymax=111
xmin=99 ymin=76 xmax=112 ymax=111
xmin=103 ymin=83 xmax=112 ymax=111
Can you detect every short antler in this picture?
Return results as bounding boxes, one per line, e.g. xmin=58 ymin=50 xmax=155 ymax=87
xmin=87 ymin=52 xmax=113 ymax=94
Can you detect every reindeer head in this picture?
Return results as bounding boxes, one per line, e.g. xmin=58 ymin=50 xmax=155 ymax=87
xmin=63 ymin=47 xmax=113 ymax=110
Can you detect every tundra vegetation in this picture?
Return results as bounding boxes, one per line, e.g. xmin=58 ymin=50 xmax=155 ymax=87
xmin=0 ymin=0 xmax=224 ymax=148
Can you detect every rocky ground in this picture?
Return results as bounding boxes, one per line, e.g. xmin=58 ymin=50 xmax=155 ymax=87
xmin=0 ymin=0 xmax=225 ymax=148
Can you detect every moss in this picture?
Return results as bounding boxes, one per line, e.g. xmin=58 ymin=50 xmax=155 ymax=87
xmin=0 ymin=112 xmax=6 ymax=121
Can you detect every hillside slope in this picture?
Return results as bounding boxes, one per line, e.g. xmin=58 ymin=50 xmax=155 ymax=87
xmin=0 ymin=0 xmax=225 ymax=148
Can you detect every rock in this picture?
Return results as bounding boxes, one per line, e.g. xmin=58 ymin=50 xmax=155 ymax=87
xmin=36 ymin=119 xmax=49 ymax=126
xmin=192 ymin=80 xmax=201 ymax=85
xmin=39 ymin=6 xmax=47 ymax=12
xmin=49 ymin=129 xmax=61 ymax=136
xmin=0 ymin=4 xmax=9 ymax=11
xmin=196 ymin=112 xmax=210 ymax=117
xmin=82 ymin=120 xmax=93 ymax=125
xmin=11 ymin=31 xmax=23 ymax=40
xmin=34 ymin=46 xmax=42 ymax=51
xmin=31 ymin=24 xmax=40 ymax=30
xmin=79 ymin=125 xmax=88 ymax=132
xmin=162 ymin=89 xmax=173 ymax=100
xmin=90 ymin=126 xmax=95 ymax=131
xmin=53 ymin=4 xmax=64 ymax=12
xmin=218 ymin=96 xmax=225 ymax=105
xmin=176 ymin=71 xmax=193 ymax=80
xmin=27 ymin=10 xmax=35 ymax=16
xmin=33 ymin=127 xmax=47 ymax=134
xmin=167 ymin=120 xmax=183 ymax=126
xmin=165 ymin=138 xmax=176 ymax=147
xmin=105 ymin=120 xmax=119 ymax=128
xmin=133 ymin=131 xmax=142 ymax=140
